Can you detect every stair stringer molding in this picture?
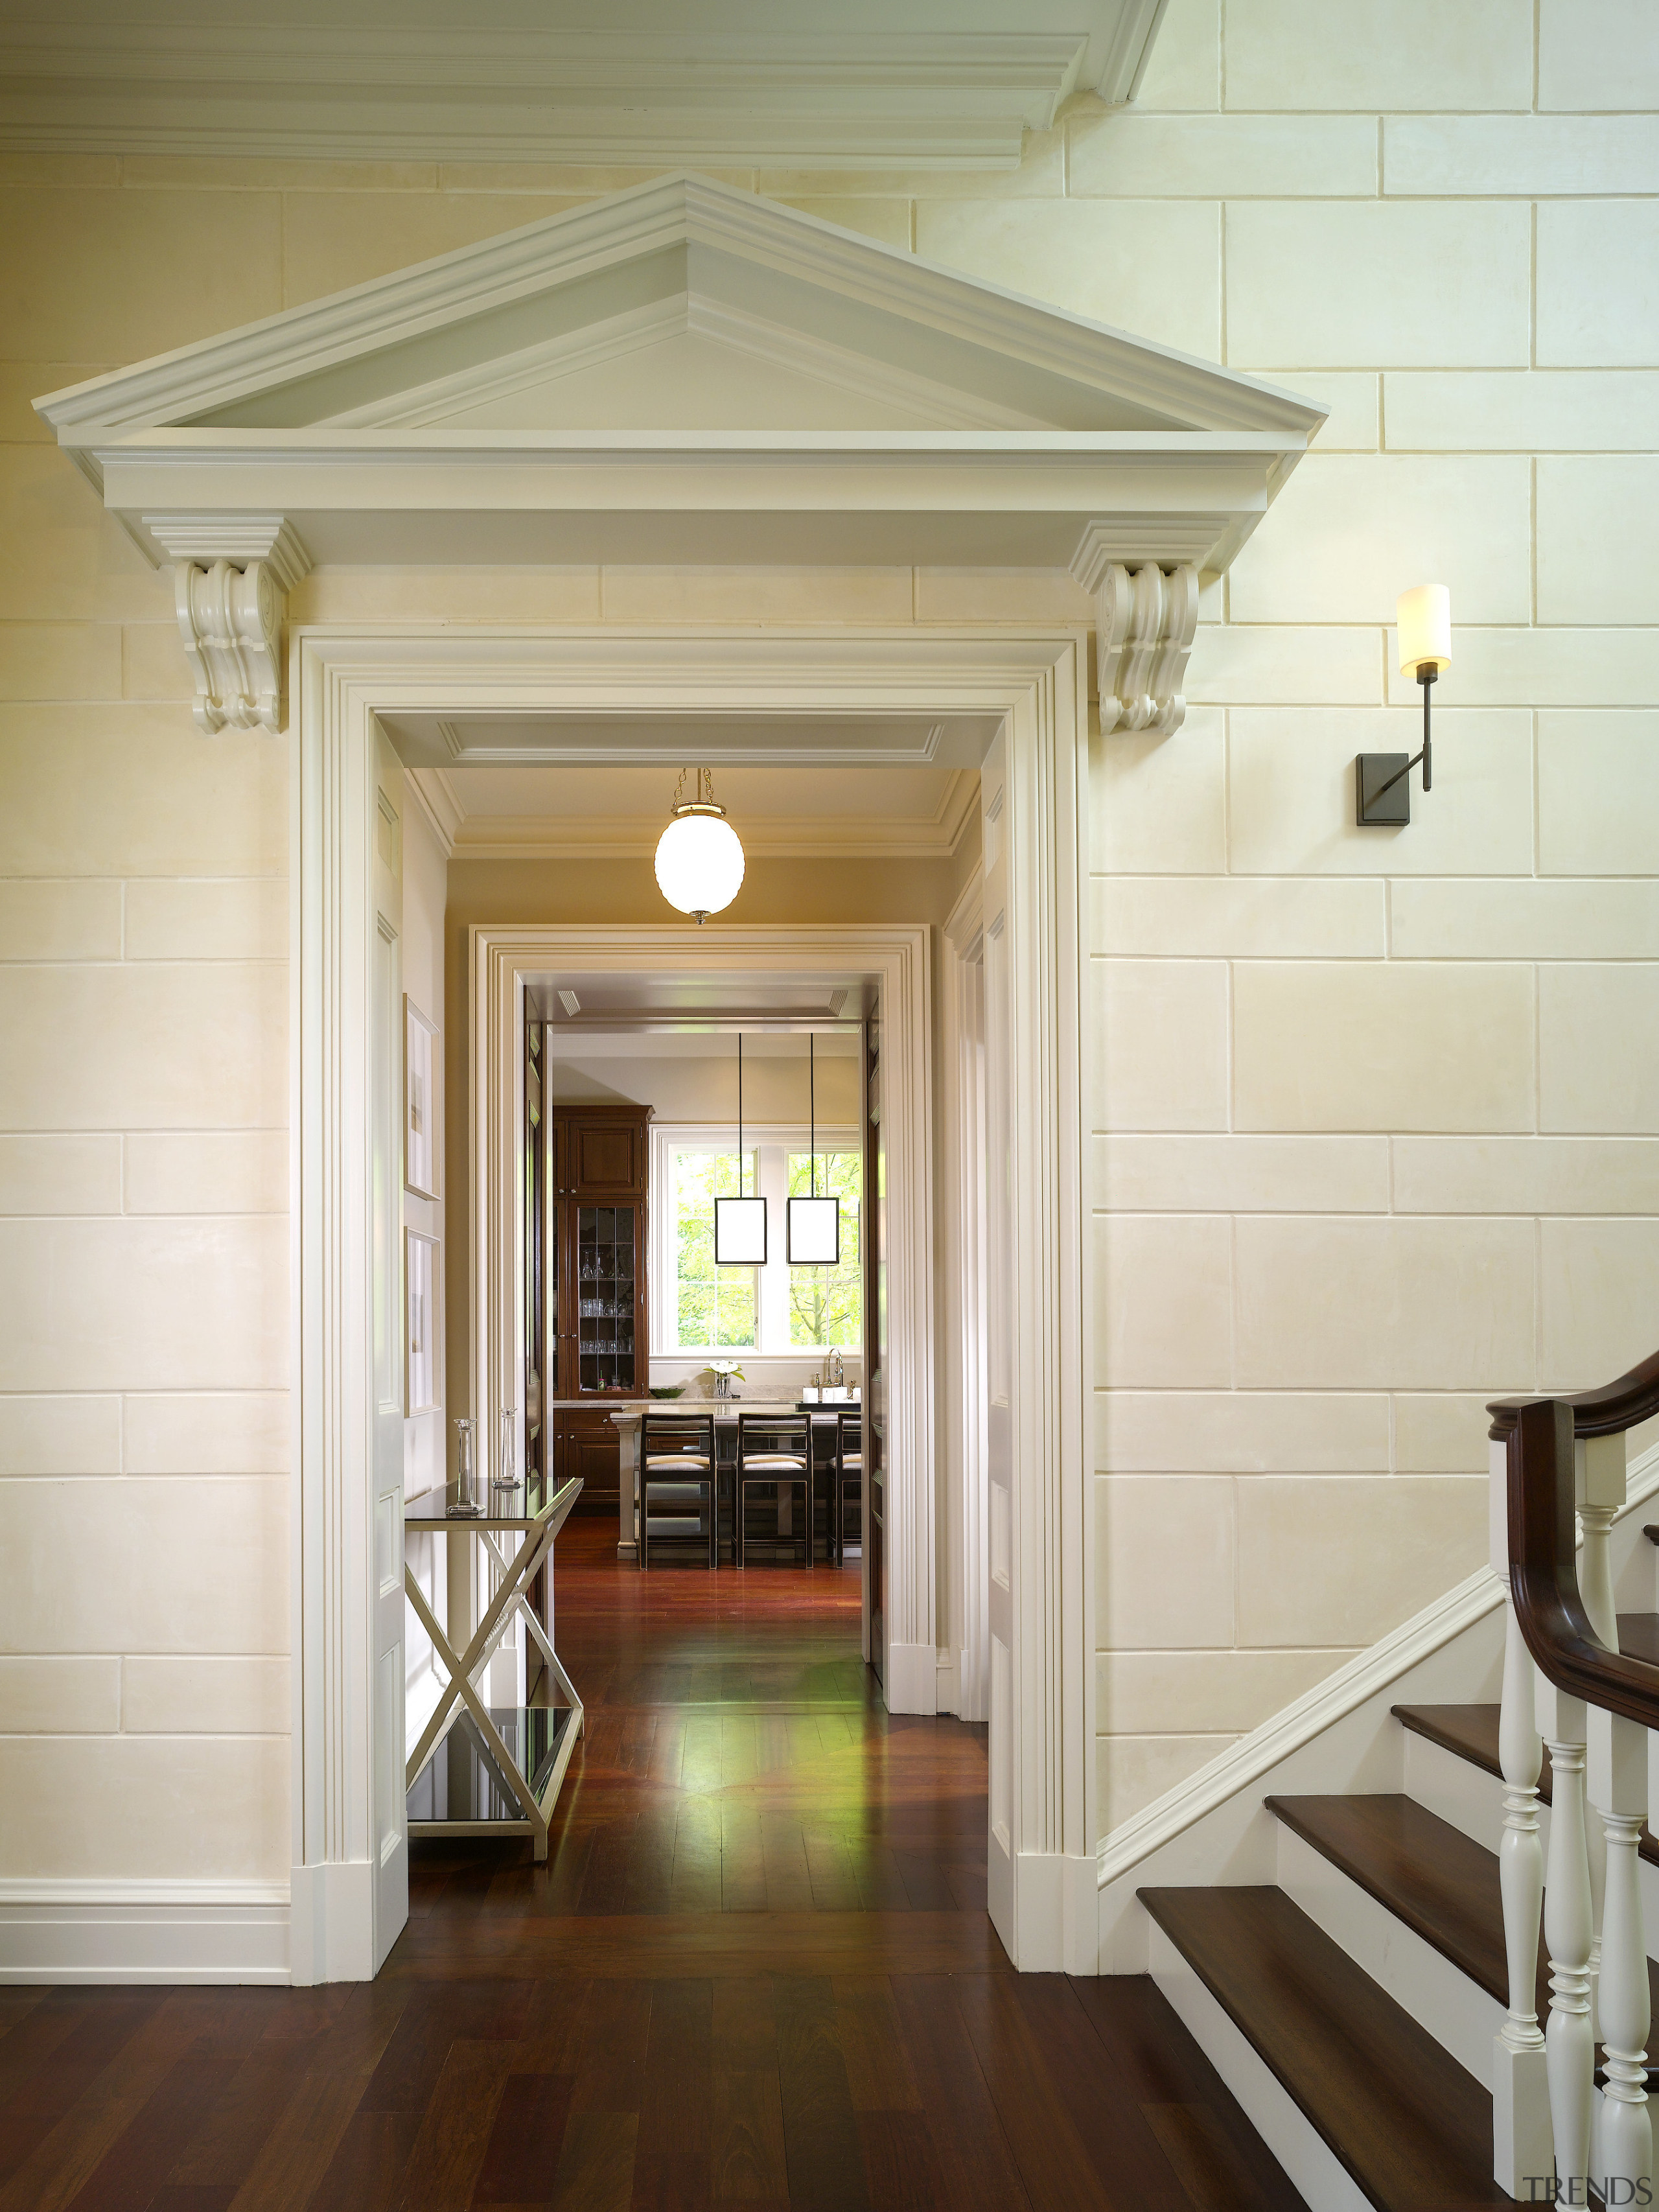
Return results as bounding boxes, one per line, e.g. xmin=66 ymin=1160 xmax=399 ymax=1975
xmin=1098 ymin=1439 xmax=1659 ymax=1973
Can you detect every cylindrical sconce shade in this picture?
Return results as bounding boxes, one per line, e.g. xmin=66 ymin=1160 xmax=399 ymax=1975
xmin=1397 ymin=583 xmax=1452 ymax=676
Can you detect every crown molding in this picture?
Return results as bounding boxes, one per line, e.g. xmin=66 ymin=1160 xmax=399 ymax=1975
xmin=0 ymin=16 xmax=1168 ymax=169
xmin=404 ymin=766 xmax=461 ymax=857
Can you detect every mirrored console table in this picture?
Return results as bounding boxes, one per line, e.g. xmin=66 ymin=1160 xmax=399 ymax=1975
xmin=402 ymin=1471 xmax=583 ymax=1863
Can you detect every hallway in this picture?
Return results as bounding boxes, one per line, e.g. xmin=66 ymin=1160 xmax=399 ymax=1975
xmin=0 ymin=1524 xmax=1301 ymax=2211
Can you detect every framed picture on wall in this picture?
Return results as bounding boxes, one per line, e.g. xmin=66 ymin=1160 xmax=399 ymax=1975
xmin=404 ymin=997 xmax=438 ymax=1197
xmin=406 ymin=1228 xmax=439 ymax=1414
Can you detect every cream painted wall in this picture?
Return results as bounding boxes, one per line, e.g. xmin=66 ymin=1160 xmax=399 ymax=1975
xmin=1 ymin=0 xmax=1653 ymax=1887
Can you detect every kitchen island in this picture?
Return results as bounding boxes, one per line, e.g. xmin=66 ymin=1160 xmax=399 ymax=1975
xmin=581 ymin=1399 xmax=859 ymax=1561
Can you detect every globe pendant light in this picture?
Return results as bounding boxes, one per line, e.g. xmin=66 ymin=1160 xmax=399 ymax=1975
xmin=655 ymin=767 xmax=745 ymax=924
xmin=787 ymin=1035 xmax=840 ymax=1265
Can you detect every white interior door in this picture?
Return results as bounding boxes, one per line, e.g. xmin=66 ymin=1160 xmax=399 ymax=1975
xmin=979 ymin=734 xmax=1016 ymax=1953
xmin=371 ymin=734 xmax=410 ymax=1968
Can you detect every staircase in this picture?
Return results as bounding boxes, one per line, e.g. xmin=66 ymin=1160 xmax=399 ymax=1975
xmin=1117 ymin=1362 xmax=1659 ymax=2212
xmin=1142 ymin=1659 xmax=1655 ymax=2209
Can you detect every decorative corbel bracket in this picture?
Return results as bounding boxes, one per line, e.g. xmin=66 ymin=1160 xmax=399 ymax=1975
xmin=143 ymin=514 xmax=312 ymax=736
xmin=1070 ymin=531 xmax=1200 ymax=737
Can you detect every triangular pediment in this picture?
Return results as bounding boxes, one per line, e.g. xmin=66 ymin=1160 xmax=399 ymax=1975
xmin=40 ymin=174 xmax=1321 ymax=445
xmin=35 ymin=175 xmax=1323 ymax=588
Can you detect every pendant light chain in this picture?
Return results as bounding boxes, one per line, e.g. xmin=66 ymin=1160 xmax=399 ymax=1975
xmin=737 ymin=1034 xmax=744 ymax=1198
xmin=809 ymin=1034 xmax=816 ymax=1198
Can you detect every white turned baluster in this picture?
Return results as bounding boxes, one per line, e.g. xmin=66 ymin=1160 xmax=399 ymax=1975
xmin=1581 ymin=1441 xmax=1625 ymax=1962
xmin=1540 ymin=1664 xmax=1597 ymax=2200
xmin=1581 ymin=1489 xmax=1614 ymax=2023
xmin=1581 ymin=1432 xmax=1631 ymax=2187
xmin=1492 ymin=1436 xmax=1553 ymax=2193
xmin=1591 ymin=1709 xmax=1652 ymax=2198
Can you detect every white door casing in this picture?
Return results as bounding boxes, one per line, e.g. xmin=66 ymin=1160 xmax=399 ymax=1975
xmin=469 ymin=922 xmax=927 ymax=1712
xmin=942 ymin=874 xmax=988 ymax=1729
xmin=290 ymin=624 xmax=1095 ymax=1977
xmin=369 ymin=738 xmax=412 ymax=1969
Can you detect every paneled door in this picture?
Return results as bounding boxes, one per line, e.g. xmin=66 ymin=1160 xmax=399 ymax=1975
xmin=370 ymin=734 xmax=410 ymax=1970
xmin=864 ymin=999 xmax=886 ymax=1686
xmin=979 ymin=733 xmax=1016 ymax=1957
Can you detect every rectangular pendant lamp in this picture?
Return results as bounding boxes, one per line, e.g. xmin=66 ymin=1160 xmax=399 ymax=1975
xmin=785 ymin=1033 xmax=841 ymax=1265
xmin=714 ymin=1193 xmax=767 ymax=1265
xmin=787 ymin=1194 xmax=839 ymax=1264
xmin=714 ymin=1034 xmax=767 ymax=1265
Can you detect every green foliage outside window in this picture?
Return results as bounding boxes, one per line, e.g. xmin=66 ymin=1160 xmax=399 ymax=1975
xmin=673 ymin=1150 xmax=757 ymax=1349
xmin=787 ymin=1151 xmax=862 ymax=1351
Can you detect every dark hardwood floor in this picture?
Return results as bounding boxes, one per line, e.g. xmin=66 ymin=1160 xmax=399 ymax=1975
xmin=0 ymin=1519 xmax=1305 ymax=2211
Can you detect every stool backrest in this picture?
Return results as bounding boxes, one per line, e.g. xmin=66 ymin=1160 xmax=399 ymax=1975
xmin=644 ymin=1410 xmax=715 ymax=1460
xmin=737 ymin=1410 xmax=809 ymax=1457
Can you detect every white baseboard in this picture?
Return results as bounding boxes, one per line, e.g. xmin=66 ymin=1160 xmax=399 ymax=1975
xmin=288 ymin=1857 xmax=375 ymax=1985
xmin=1012 ymin=1849 xmax=1100 ymax=1973
xmin=885 ymin=1641 xmax=938 ymax=1716
xmin=0 ymin=1880 xmax=290 ymax=1985
xmin=934 ymin=1647 xmax=962 ymax=1717
xmin=1148 ymin=1920 xmax=1371 ymax=2212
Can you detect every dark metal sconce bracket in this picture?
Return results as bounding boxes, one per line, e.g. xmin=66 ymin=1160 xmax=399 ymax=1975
xmin=1356 ymin=667 xmax=1436 ymax=826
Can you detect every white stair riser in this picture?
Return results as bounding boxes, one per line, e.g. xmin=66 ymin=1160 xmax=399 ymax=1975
xmin=1403 ymin=1732 xmax=1659 ymax=1955
xmin=1146 ymin=1920 xmax=1374 ymax=2212
xmin=1275 ymin=1823 xmax=1503 ymax=2091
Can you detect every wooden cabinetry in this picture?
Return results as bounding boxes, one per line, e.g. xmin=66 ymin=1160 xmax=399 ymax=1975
xmin=536 ymin=1095 xmax=652 ymax=1515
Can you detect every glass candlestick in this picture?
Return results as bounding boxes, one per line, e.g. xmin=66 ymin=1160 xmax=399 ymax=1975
xmin=448 ymin=1417 xmax=483 ymax=1519
xmin=494 ymin=1405 xmax=521 ymax=1500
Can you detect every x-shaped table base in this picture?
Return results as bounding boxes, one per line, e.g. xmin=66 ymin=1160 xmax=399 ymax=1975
xmin=403 ymin=1479 xmax=583 ymax=1862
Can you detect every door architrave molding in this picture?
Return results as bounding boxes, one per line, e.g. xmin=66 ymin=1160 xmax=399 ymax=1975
xmin=289 ymin=623 xmax=1096 ymax=1979
xmin=470 ymin=920 xmax=930 ymax=1696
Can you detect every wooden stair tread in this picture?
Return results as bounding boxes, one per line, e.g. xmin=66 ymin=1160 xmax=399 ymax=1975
xmin=1269 ymin=1790 xmax=1659 ymax=2034
xmin=1266 ymin=1794 xmax=1512 ymax=2005
xmin=1139 ymin=1885 xmax=1511 ymax=2211
xmin=1395 ymin=1686 xmax=1659 ymax=1869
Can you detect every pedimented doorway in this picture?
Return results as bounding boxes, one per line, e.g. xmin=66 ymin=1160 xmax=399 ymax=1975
xmin=36 ymin=172 xmax=1318 ymax=1982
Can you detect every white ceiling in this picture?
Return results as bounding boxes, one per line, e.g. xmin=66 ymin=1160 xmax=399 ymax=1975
xmin=524 ymin=971 xmax=870 ymax=1023
xmin=542 ymin=1025 xmax=860 ymax=1057
xmin=0 ymin=2 xmax=1171 ymax=168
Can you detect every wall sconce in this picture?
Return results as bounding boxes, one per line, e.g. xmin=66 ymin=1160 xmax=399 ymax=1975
xmin=1356 ymin=584 xmax=1451 ymax=826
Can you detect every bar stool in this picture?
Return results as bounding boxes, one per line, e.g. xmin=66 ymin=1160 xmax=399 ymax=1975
xmin=833 ymin=1410 xmax=863 ymax=1566
xmin=736 ymin=1412 xmax=811 ymax=1569
xmin=640 ymin=1410 xmax=717 ymax=1569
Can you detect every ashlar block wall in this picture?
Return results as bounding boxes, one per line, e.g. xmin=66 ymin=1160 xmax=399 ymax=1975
xmin=1 ymin=0 xmax=1656 ymax=1885
xmin=1078 ymin=0 xmax=1659 ymax=1832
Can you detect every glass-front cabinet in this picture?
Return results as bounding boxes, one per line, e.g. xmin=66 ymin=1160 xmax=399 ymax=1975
xmin=575 ymin=1205 xmax=638 ymax=1393
xmin=528 ymin=1054 xmax=651 ymax=1516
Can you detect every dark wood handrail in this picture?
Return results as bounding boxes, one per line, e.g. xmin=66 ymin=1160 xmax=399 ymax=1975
xmin=1489 ymin=1345 xmax=1659 ymax=1441
xmin=1505 ymin=1394 xmax=1659 ymax=1729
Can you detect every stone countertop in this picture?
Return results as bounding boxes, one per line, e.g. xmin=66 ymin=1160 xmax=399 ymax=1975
xmin=542 ymin=1398 xmax=857 ymax=1414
